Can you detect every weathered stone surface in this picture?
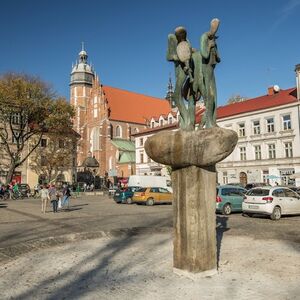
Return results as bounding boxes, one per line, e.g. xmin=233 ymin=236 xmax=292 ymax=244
xmin=172 ymin=165 xmax=217 ymax=273
xmin=145 ymin=126 xmax=238 ymax=168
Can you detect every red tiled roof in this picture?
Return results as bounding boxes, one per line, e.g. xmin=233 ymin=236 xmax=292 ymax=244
xmin=216 ymin=87 xmax=297 ymax=119
xmin=103 ymin=86 xmax=171 ymax=124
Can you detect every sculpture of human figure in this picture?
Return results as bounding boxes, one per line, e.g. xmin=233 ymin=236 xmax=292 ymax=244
xmin=200 ymin=18 xmax=221 ymax=128
xmin=167 ymin=27 xmax=195 ymax=131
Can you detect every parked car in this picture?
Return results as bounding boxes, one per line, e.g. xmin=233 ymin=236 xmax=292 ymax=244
xmin=286 ymin=186 xmax=300 ymax=195
xmin=216 ymin=185 xmax=247 ymax=215
xmin=132 ymin=187 xmax=173 ymax=206
xmin=113 ymin=186 xmax=141 ymax=204
xmin=242 ymin=186 xmax=300 ymax=220
xmin=19 ymin=184 xmax=31 ymax=197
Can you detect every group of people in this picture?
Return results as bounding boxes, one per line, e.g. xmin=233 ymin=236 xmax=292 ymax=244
xmin=40 ymin=184 xmax=71 ymax=214
xmin=0 ymin=182 xmax=24 ymax=199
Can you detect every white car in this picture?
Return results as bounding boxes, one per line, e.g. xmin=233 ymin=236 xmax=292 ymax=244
xmin=242 ymin=186 xmax=300 ymax=220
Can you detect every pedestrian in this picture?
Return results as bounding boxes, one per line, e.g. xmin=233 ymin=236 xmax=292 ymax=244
xmin=62 ymin=185 xmax=71 ymax=210
xmin=49 ymin=184 xmax=58 ymax=213
xmin=40 ymin=184 xmax=50 ymax=214
xmin=83 ymin=182 xmax=87 ymax=192
xmin=13 ymin=182 xmax=20 ymax=198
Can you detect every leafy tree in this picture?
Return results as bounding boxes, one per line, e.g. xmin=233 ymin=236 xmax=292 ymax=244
xmin=29 ymin=131 xmax=78 ymax=183
xmin=0 ymin=73 xmax=75 ymax=184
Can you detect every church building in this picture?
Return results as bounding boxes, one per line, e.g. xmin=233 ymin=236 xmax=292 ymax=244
xmin=70 ymin=46 xmax=171 ymax=180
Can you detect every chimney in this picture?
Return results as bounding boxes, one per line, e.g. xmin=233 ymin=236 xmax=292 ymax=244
xmin=295 ymin=64 xmax=300 ymax=100
xmin=268 ymin=87 xmax=274 ymax=96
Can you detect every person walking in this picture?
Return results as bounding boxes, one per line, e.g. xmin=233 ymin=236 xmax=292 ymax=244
xmin=49 ymin=184 xmax=58 ymax=213
xmin=62 ymin=185 xmax=71 ymax=210
xmin=40 ymin=184 xmax=50 ymax=214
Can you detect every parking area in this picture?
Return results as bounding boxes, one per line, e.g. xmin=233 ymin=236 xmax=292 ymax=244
xmin=0 ymin=194 xmax=300 ymax=260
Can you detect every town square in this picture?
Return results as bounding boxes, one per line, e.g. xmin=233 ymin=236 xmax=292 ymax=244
xmin=0 ymin=0 xmax=300 ymax=299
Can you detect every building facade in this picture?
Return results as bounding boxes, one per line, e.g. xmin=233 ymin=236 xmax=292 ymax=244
xmin=70 ymin=46 xmax=171 ymax=180
xmin=132 ymin=66 xmax=300 ymax=187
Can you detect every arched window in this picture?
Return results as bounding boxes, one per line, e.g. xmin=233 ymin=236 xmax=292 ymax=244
xmin=90 ymin=127 xmax=100 ymax=151
xmin=133 ymin=128 xmax=139 ymax=133
xmin=110 ymin=124 xmax=113 ymax=139
xmin=116 ymin=125 xmax=122 ymax=138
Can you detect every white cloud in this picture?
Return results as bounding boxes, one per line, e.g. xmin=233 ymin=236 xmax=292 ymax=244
xmin=271 ymin=0 xmax=300 ymax=30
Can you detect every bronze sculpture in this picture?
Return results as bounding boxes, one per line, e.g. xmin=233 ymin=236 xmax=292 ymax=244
xmin=167 ymin=19 xmax=220 ymax=130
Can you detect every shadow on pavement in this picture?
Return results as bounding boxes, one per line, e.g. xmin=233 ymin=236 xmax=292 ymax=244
xmin=0 ymin=203 xmax=7 ymax=208
xmin=10 ymin=218 xmax=171 ymax=300
xmin=216 ymin=215 xmax=229 ymax=268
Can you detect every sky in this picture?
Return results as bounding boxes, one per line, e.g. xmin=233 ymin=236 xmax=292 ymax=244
xmin=1 ymin=0 xmax=300 ymax=106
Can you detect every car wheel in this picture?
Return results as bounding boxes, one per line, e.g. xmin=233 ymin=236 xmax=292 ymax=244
xmin=270 ymin=206 xmax=281 ymax=220
xmin=146 ymin=198 xmax=154 ymax=206
xmin=222 ymin=203 xmax=232 ymax=215
xmin=126 ymin=197 xmax=133 ymax=204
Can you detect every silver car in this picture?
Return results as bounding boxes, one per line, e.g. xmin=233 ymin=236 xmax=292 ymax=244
xmin=242 ymin=186 xmax=300 ymax=220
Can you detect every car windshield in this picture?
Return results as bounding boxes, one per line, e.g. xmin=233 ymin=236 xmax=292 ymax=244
xmin=246 ymin=189 xmax=270 ymax=196
xmin=136 ymin=188 xmax=146 ymax=192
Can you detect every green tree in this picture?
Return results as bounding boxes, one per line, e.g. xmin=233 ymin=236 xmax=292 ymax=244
xmin=0 ymin=73 xmax=75 ymax=184
xmin=29 ymin=132 xmax=78 ymax=184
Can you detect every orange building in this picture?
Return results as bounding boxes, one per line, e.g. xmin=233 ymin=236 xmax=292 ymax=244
xmin=70 ymin=46 xmax=171 ymax=181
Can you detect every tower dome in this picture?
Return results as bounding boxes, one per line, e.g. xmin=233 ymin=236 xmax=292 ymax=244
xmin=70 ymin=43 xmax=94 ymax=86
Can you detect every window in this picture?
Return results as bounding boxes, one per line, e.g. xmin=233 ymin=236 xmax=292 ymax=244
xmin=284 ymin=142 xmax=293 ymax=158
xmin=41 ymin=139 xmax=47 ymax=147
xmin=151 ymin=122 xmax=155 ymax=128
xmin=238 ymin=123 xmax=245 ymax=137
xmin=240 ymin=147 xmax=246 ymax=160
xmin=58 ymin=140 xmax=64 ymax=148
xmin=284 ymin=189 xmax=298 ymax=198
xmin=268 ymin=144 xmax=276 ymax=159
xmin=168 ymin=117 xmax=172 ymax=124
xmin=115 ymin=125 xmax=122 ymax=138
xmin=158 ymin=187 xmax=169 ymax=193
xmin=160 ymin=119 xmax=164 ymax=126
xmin=280 ymin=169 xmax=295 ymax=186
xmin=266 ymin=118 xmax=274 ymax=133
xmin=222 ymin=171 xmax=228 ymax=184
xmin=93 ymin=96 xmax=98 ymax=118
xmin=150 ymin=187 xmax=159 ymax=193
xmin=41 ymin=155 xmax=47 ymax=167
xmin=253 ymin=120 xmax=260 ymax=135
xmin=110 ymin=124 xmax=113 ymax=139
xmin=262 ymin=170 xmax=269 ymax=185
xmin=282 ymin=115 xmax=291 ymax=130
xmin=139 ymin=138 xmax=143 ymax=146
xmin=140 ymin=152 xmax=144 ymax=163
xmin=254 ymin=145 xmax=261 ymax=160
xmin=11 ymin=113 xmax=21 ymax=125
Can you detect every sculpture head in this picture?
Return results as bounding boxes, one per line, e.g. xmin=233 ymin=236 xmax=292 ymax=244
xmin=209 ymin=18 xmax=220 ymax=37
xmin=175 ymin=26 xmax=187 ymax=43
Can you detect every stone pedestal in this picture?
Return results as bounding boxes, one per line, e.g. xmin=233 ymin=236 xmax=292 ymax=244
xmin=145 ymin=127 xmax=238 ymax=275
xmin=172 ymin=165 xmax=217 ymax=273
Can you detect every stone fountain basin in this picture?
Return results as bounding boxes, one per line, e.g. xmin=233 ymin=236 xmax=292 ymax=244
xmin=145 ymin=126 xmax=238 ymax=169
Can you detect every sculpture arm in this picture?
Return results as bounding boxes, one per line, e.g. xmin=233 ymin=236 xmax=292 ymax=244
xmin=167 ymin=34 xmax=179 ymax=61
xmin=214 ymin=44 xmax=221 ymax=63
xmin=200 ymin=33 xmax=210 ymax=59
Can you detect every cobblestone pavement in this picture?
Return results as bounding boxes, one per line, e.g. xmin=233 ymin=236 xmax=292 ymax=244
xmin=0 ymin=194 xmax=300 ymax=262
